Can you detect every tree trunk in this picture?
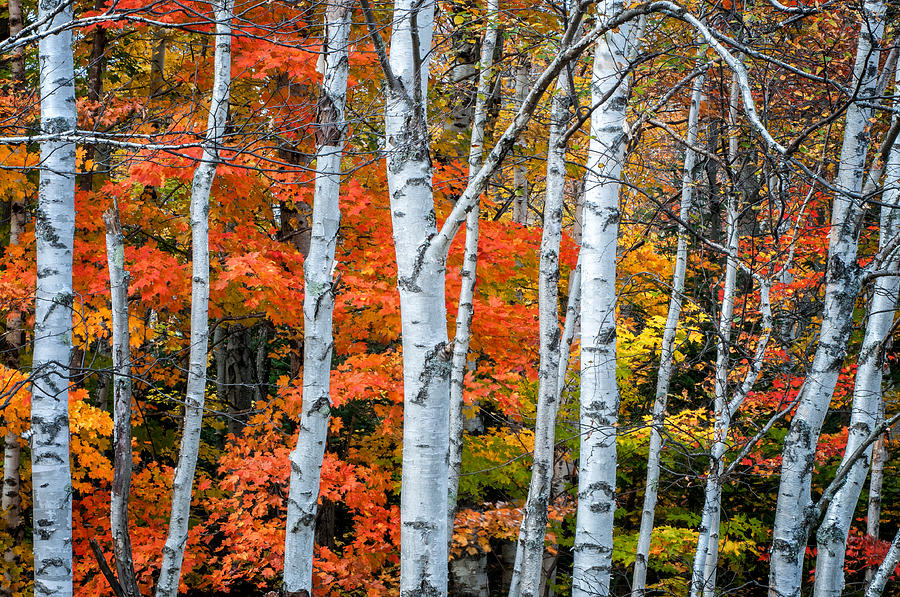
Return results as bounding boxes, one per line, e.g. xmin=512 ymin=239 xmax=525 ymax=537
xmin=813 ymin=60 xmax=900 ymax=597
xmin=572 ymin=4 xmax=639 ymax=595
xmin=865 ymin=528 xmax=900 ymax=597
xmin=512 ymin=58 xmax=530 ymax=226
xmin=769 ymin=2 xmax=885 ymax=594
xmin=1 ymin=0 xmax=25 ymax=578
xmin=104 ymin=205 xmax=141 ymax=597
xmin=381 ymin=0 xmax=450 ymax=594
xmin=155 ymin=1 xmax=232 ymax=593
xmin=865 ymin=402 xmax=887 ymax=584
xmin=509 ymin=77 xmax=571 ymax=597
xmin=448 ymin=0 xmax=499 ymax=547
xmin=632 ymin=68 xmax=704 ymax=597
xmin=283 ymin=0 xmax=352 ymax=592
xmin=691 ymin=186 xmax=738 ymax=597
xmin=32 ymin=0 xmax=77 ymax=591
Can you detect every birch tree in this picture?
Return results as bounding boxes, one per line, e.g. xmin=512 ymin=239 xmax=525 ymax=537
xmin=155 ymin=1 xmax=232 ymax=593
xmin=369 ymin=0 xmax=453 ymax=593
xmin=283 ymin=1 xmax=352 ymax=593
xmin=508 ymin=75 xmax=573 ymax=597
xmin=631 ymin=68 xmax=704 ymax=597
xmin=865 ymin=529 xmax=900 ymax=597
xmin=813 ymin=61 xmax=900 ymax=597
xmin=572 ymin=2 xmax=639 ymax=594
xmin=448 ymin=0 xmax=499 ymax=543
xmin=104 ymin=205 xmax=141 ymax=597
xmin=769 ymin=1 xmax=886 ymax=593
xmin=31 ymin=0 xmax=77 ymax=592
xmin=1 ymin=1 xmax=27 ymax=581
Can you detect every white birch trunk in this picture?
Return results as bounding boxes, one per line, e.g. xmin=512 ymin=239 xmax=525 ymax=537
xmin=383 ymin=2 xmax=449 ymax=594
xmin=572 ymin=4 xmax=638 ymax=594
xmin=448 ymin=0 xmax=499 ymax=544
xmin=691 ymin=194 xmax=738 ymax=597
xmin=31 ymin=0 xmax=77 ymax=592
xmin=813 ymin=61 xmax=900 ymax=597
xmin=865 ymin=528 xmax=900 ymax=597
xmin=104 ymin=206 xmax=141 ymax=597
xmin=769 ymin=2 xmax=885 ymax=594
xmin=155 ymin=2 xmax=232 ymax=593
xmin=284 ymin=2 xmax=352 ymax=593
xmin=508 ymin=78 xmax=571 ymax=597
xmin=2 ymin=46 xmax=25 ymax=583
xmin=631 ymin=70 xmax=704 ymax=597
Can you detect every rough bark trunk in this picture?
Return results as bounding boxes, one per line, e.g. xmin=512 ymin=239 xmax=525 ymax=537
xmin=632 ymin=69 xmax=704 ymax=597
xmin=813 ymin=60 xmax=900 ymax=597
xmin=448 ymin=0 xmax=499 ymax=547
xmin=31 ymin=0 xmax=77 ymax=591
xmin=572 ymin=3 xmax=639 ymax=594
xmin=104 ymin=206 xmax=141 ymax=597
xmin=769 ymin=2 xmax=885 ymax=594
xmin=155 ymin=1 xmax=232 ymax=593
xmin=283 ymin=0 xmax=352 ymax=592
xmin=508 ymin=77 xmax=571 ymax=597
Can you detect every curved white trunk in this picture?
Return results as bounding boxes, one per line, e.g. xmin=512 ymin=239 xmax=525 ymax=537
xmin=448 ymin=0 xmax=499 ymax=544
xmin=632 ymin=69 xmax=704 ymax=597
xmin=769 ymin=2 xmax=885 ymax=594
xmin=572 ymin=3 xmax=638 ymax=594
xmin=284 ymin=1 xmax=352 ymax=593
xmin=509 ymin=79 xmax=570 ymax=597
xmin=155 ymin=2 xmax=232 ymax=594
xmin=813 ymin=61 xmax=900 ymax=597
xmin=32 ymin=0 xmax=76 ymax=592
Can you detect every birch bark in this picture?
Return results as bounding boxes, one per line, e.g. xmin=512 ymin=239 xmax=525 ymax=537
xmin=155 ymin=1 xmax=231 ymax=594
xmin=572 ymin=3 xmax=639 ymax=593
xmin=380 ymin=1 xmax=451 ymax=594
xmin=508 ymin=77 xmax=571 ymax=597
xmin=448 ymin=0 xmax=498 ymax=545
xmin=1 ymin=8 xmax=25 ymax=577
xmin=769 ymin=2 xmax=885 ymax=593
xmin=631 ymin=70 xmax=704 ymax=597
xmin=284 ymin=1 xmax=352 ymax=593
xmin=865 ymin=528 xmax=900 ymax=597
xmin=31 ymin=0 xmax=77 ymax=592
xmin=104 ymin=206 xmax=141 ymax=597
xmin=813 ymin=61 xmax=900 ymax=597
